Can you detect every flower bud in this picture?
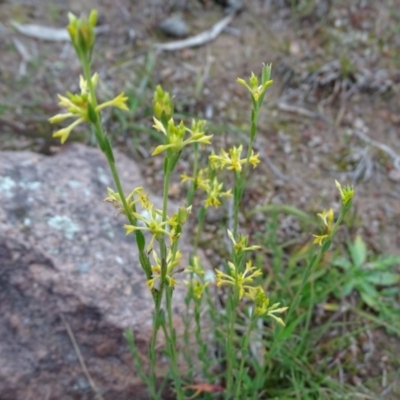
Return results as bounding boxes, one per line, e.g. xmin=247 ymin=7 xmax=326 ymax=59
xmin=153 ymin=85 xmax=173 ymax=120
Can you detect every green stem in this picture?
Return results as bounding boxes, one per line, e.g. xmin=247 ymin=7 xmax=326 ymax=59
xmin=165 ymin=287 xmax=183 ymax=399
xmin=81 ymin=57 xmax=162 ymax=394
xmin=234 ymin=316 xmax=257 ymax=398
xmin=194 ymin=206 xmax=205 ymax=254
xmin=194 ymin=298 xmax=211 ymax=381
xmin=125 ymin=329 xmax=153 ymax=390
xmin=233 ymin=106 xmax=259 ymax=238
xmin=82 ymin=58 xmax=135 ymax=226
xmin=148 ymin=319 xmax=160 ymax=399
xmin=162 ymin=159 xmax=172 ymax=222
xmin=157 ymin=160 xmax=172 ymax=323
xmin=225 ymin=291 xmax=239 ymax=398
xmin=233 ymin=173 xmax=241 ymax=238
xmin=269 ymin=204 xmax=352 ymax=358
xmin=186 ymin=143 xmax=199 ymax=208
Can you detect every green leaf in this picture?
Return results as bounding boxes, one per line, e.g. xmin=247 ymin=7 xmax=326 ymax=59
xmin=163 ymin=157 xmax=168 ymax=175
xmin=340 ymin=279 xmax=355 ymax=297
xmin=101 ymin=135 xmax=115 ymax=163
xmin=365 ymin=272 xmax=400 ymax=286
xmin=332 ymin=258 xmax=352 ymax=270
xmin=368 ymin=255 xmax=400 ymax=270
xmin=359 ymin=290 xmax=379 ymax=310
xmin=321 ymin=238 xmax=332 ymax=253
xmin=279 ymin=314 xmax=304 ymax=341
xmin=87 ymin=103 xmax=98 ymax=124
xmin=380 ymin=287 xmax=399 ymax=297
xmin=250 ymin=121 xmax=256 ymax=140
xmin=348 ymin=235 xmax=367 ymax=268
xmin=136 ymin=231 xmax=145 ymax=251
xmin=357 ymin=281 xmax=379 ymax=299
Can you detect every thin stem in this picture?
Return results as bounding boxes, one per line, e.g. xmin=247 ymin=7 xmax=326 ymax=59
xmin=162 ymin=159 xmax=172 ymax=222
xmin=166 ymin=287 xmax=184 ymax=399
xmin=225 ymin=291 xmax=239 ymax=398
xmin=233 ymin=173 xmax=241 ymax=238
xmin=81 ymin=57 xmax=163 ymax=395
xmin=193 ymin=206 xmax=205 ymax=254
xmin=126 ymin=329 xmax=158 ymax=399
xmin=233 ymin=106 xmax=260 ymax=238
xmin=234 ymin=315 xmax=257 ymax=398
xmin=186 ymin=143 xmax=199 ymax=208
xmin=268 ymin=205 xmax=352 ymax=358
xmin=82 ymin=58 xmax=136 ymax=226
xmin=194 ymin=298 xmax=211 ymax=381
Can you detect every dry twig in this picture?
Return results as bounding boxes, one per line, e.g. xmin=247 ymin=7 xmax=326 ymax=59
xmin=353 ymin=129 xmax=400 ymax=171
xmin=154 ymin=13 xmax=235 ymax=51
xmin=60 ymin=314 xmax=105 ymax=400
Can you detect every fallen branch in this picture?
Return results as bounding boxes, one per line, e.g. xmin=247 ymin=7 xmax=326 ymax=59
xmin=154 ymin=13 xmax=235 ymax=51
xmin=60 ymin=314 xmax=105 ymax=400
xmin=11 ymin=20 xmax=109 ymax=41
xmin=353 ymin=129 xmax=400 ymax=171
xmin=277 ymin=101 xmax=326 ymax=120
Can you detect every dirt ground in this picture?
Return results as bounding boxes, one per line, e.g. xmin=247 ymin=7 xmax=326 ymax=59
xmin=1 ymin=0 xmax=400 ymax=398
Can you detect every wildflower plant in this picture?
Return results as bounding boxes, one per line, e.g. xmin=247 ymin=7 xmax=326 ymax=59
xmin=50 ymin=10 xmax=354 ymax=400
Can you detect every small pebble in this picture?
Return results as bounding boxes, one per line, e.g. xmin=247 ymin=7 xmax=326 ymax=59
xmin=388 ymin=168 xmax=400 ymax=182
xmin=159 ymin=15 xmax=189 ymax=38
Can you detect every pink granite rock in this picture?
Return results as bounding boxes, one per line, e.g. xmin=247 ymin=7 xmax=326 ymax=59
xmin=0 ymin=144 xmax=202 ymax=400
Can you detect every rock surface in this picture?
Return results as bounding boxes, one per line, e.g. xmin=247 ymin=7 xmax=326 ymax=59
xmin=158 ymin=14 xmax=189 ymax=38
xmin=0 ymin=144 xmax=196 ymax=400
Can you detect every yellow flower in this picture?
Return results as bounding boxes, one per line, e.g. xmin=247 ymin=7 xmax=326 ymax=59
xmin=317 ymin=208 xmax=334 ymax=231
xmin=215 ymin=260 xmax=262 ymax=300
xmin=204 ymin=177 xmax=232 ymax=208
xmin=50 ymin=74 xmax=129 ymax=144
xmin=147 ymin=249 xmax=182 ymax=290
xmin=52 ymin=118 xmax=84 ymax=144
xmin=249 ymin=152 xmax=260 ymax=168
xmin=236 ymin=64 xmax=273 ymax=102
xmin=227 ymin=229 xmax=260 ymax=255
xmin=97 ymin=92 xmax=129 ymax=112
xmin=184 ymin=279 xmax=209 ymax=300
xmin=124 ymin=205 xmax=172 ymax=251
xmin=151 ymin=117 xmax=213 ymax=156
xmin=104 ymin=186 xmax=150 ymax=216
xmin=209 ymin=145 xmax=260 ymax=173
xmin=181 ymin=168 xmax=210 ymax=192
xmin=335 ymin=180 xmax=354 ymax=205
xmin=313 ymin=207 xmax=335 ymax=246
xmin=153 ymin=85 xmax=173 ymax=119
xmin=313 ymin=234 xmax=329 ymax=246
xmin=168 ymin=206 xmax=192 ymax=228
xmin=67 ymin=10 xmax=97 ymax=56
xmin=246 ymin=286 xmax=288 ymax=324
xmin=185 ymin=256 xmax=205 ymax=277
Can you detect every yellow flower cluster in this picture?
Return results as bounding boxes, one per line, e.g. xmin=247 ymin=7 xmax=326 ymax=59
xmin=236 ymin=64 xmax=273 ymax=103
xmin=335 ymin=180 xmax=354 ymax=206
xmin=313 ymin=208 xmax=334 ymax=246
xmin=246 ymin=286 xmax=288 ymax=324
xmin=49 ymin=74 xmax=128 ymax=143
xmin=214 ymin=230 xmax=287 ymax=324
xmin=105 ymin=186 xmax=191 ymax=252
xmin=181 ymin=169 xmax=232 ymax=209
xmin=184 ymin=256 xmax=209 ymax=300
xmin=152 ymin=117 xmax=213 ymax=156
xmin=216 ymin=260 xmax=262 ymax=300
xmin=209 ymin=145 xmax=260 ymax=172
xmin=227 ymin=229 xmax=260 ymax=254
xmin=312 ymin=181 xmax=354 ymax=246
xmin=147 ymin=249 xmax=183 ymax=289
